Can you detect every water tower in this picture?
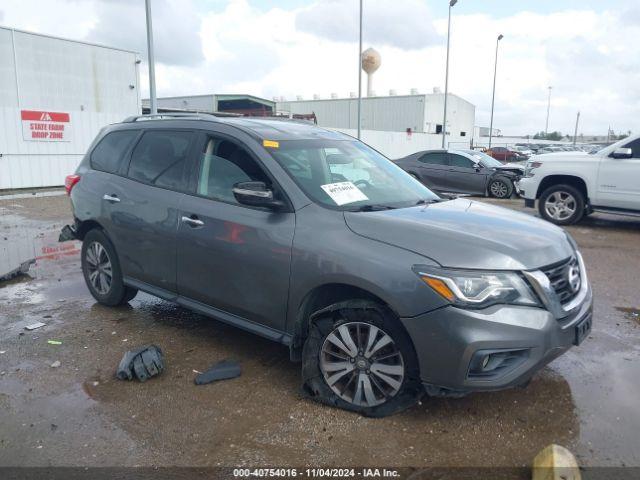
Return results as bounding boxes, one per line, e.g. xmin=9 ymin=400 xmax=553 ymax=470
xmin=361 ymin=48 xmax=381 ymax=97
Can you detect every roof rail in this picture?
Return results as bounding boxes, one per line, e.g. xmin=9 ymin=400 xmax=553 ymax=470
xmin=122 ymin=113 xmax=221 ymax=123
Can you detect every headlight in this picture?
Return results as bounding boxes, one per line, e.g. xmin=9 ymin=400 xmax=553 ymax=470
xmin=524 ymin=161 xmax=543 ymax=178
xmin=414 ymin=267 xmax=540 ymax=309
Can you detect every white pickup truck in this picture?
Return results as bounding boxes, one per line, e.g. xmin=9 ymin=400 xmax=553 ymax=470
xmin=517 ymin=135 xmax=640 ymax=225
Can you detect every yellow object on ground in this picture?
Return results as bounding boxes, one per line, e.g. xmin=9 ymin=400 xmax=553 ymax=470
xmin=532 ymin=444 xmax=581 ymax=480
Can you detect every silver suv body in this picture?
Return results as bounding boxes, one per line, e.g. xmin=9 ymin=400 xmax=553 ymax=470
xmin=61 ymin=114 xmax=593 ymax=416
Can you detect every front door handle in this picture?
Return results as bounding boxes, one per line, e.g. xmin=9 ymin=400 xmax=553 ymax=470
xmin=181 ymin=215 xmax=204 ymax=227
xmin=102 ymin=194 xmax=120 ymax=203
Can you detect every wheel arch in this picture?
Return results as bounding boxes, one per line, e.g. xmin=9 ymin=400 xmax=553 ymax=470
xmin=536 ymin=175 xmax=589 ymax=201
xmin=75 ymin=219 xmax=107 ymax=241
xmin=289 ymin=283 xmax=410 ymax=362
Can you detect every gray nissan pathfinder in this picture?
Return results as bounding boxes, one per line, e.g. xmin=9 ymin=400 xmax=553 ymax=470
xmin=60 ymin=114 xmax=593 ymax=417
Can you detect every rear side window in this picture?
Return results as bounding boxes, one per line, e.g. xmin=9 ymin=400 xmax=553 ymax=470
xmin=623 ymin=138 xmax=640 ymax=158
xmin=128 ymin=130 xmax=194 ymax=189
xmin=419 ymin=153 xmax=448 ymax=165
xmin=91 ymin=130 xmax=138 ymax=174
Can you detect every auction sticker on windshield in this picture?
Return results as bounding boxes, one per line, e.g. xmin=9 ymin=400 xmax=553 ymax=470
xmin=321 ymin=182 xmax=368 ymax=206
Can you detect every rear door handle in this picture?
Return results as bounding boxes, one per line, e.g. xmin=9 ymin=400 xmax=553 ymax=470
xmin=181 ymin=215 xmax=204 ymax=227
xmin=102 ymin=194 xmax=120 ymax=203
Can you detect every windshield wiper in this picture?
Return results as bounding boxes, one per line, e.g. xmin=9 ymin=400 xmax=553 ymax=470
xmin=415 ymin=199 xmax=442 ymax=205
xmin=351 ymin=204 xmax=397 ymax=212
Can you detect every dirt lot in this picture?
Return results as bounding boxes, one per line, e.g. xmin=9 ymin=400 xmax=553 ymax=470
xmin=1 ymin=192 xmax=639 ymax=468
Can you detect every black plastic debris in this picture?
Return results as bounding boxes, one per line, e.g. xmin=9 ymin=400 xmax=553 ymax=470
xmin=194 ymin=360 xmax=241 ymax=385
xmin=116 ymin=345 xmax=164 ymax=382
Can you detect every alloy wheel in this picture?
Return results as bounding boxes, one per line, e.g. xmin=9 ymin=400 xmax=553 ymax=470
xmin=544 ymin=191 xmax=577 ymax=220
xmin=319 ymin=322 xmax=404 ymax=407
xmin=490 ymin=180 xmax=509 ymax=198
xmin=85 ymin=241 xmax=113 ymax=295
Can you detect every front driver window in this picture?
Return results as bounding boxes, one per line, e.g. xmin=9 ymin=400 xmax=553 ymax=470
xmin=197 ymin=138 xmax=270 ymax=204
xmin=449 ymin=154 xmax=473 ymax=169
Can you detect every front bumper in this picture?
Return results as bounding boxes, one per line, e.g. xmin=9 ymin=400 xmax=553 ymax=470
xmin=400 ymin=284 xmax=593 ymax=394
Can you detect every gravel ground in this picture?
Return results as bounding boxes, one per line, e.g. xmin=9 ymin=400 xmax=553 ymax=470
xmin=0 ymin=193 xmax=639 ymax=468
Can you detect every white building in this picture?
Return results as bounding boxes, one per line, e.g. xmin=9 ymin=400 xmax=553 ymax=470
xmin=276 ymin=93 xmax=475 ymax=157
xmin=0 ymin=26 xmax=140 ymax=190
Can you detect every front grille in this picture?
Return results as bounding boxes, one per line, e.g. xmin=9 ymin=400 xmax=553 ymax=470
xmin=542 ymin=256 xmax=581 ymax=304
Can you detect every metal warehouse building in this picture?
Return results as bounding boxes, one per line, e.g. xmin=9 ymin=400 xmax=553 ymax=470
xmin=0 ymin=26 xmax=140 ymax=190
xmin=142 ymin=94 xmax=276 ymax=116
xmin=276 ymin=92 xmax=475 ymax=150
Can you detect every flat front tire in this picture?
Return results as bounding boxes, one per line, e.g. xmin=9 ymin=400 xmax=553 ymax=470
xmin=302 ymin=301 xmax=421 ymax=417
xmin=81 ymin=229 xmax=138 ymax=306
xmin=538 ymin=184 xmax=585 ymax=225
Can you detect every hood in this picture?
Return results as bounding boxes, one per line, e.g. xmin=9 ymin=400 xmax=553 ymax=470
xmin=344 ymin=199 xmax=573 ymax=270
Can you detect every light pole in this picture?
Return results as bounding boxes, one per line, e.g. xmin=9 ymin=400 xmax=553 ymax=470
xmin=145 ymin=0 xmax=157 ymax=115
xmin=442 ymin=0 xmax=457 ymax=149
xmin=573 ymin=111 xmax=580 ymax=146
xmin=544 ymin=86 xmax=552 ymax=137
xmin=488 ymin=34 xmax=503 ymax=149
xmin=356 ymin=0 xmax=363 ymax=139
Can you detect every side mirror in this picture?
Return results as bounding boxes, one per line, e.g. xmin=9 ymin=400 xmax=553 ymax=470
xmin=232 ymin=181 xmax=284 ymax=210
xmin=611 ymin=147 xmax=633 ymax=159
xmin=474 ymin=163 xmax=481 ymax=170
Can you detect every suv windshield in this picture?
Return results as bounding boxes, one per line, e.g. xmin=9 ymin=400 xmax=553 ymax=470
xmin=269 ymin=139 xmax=440 ymax=210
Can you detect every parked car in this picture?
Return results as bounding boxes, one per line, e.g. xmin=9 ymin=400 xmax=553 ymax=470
xmin=518 ymin=134 xmax=640 ymax=225
xmin=60 ymin=114 xmax=593 ymax=416
xmin=485 ymin=146 xmax=523 ymax=162
xmin=394 ymin=149 xmax=521 ymax=198
xmin=512 ymin=145 xmax=533 ymax=158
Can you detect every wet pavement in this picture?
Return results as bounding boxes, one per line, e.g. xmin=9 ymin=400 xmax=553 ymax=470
xmin=0 ymin=193 xmax=639 ymax=467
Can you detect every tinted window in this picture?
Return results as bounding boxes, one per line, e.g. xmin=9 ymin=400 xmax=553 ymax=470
xmin=449 ymin=154 xmax=474 ymax=168
xmin=91 ymin=130 xmax=138 ymax=174
xmin=623 ymin=138 xmax=640 ymax=158
xmin=419 ymin=153 xmax=448 ymax=165
xmin=128 ymin=130 xmax=194 ymax=189
xmin=197 ymin=138 xmax=270 ymax=204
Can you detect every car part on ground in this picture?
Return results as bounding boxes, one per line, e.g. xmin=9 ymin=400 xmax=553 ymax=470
xmin=301 ymin=300 xmax=421 ymax=417
xmin=194 ymin=360 xmax=242 ymax=385
xmin=116 ymin=345 xmax=164 ymax=382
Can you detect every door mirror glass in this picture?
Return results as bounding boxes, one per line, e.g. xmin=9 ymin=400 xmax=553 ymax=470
xmin=232 ymin=181 xmax=283 ymax=210
xmin=611 ymin=147 xmax=633 ymax=159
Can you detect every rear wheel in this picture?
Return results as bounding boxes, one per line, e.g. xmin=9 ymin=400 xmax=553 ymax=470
xmin=538 ymin=184 xmax=585 ymax=225
xmin=302 ymin=301 xmax=421 ymax=417
xmin=81 ymin=229 xmax=138 ymax=306
xmin=489 ymin=177 xmax=513 ymax=199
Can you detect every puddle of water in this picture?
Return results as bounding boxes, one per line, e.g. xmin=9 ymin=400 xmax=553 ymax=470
xmin=615 ymin=307 xmax=640 ymax=324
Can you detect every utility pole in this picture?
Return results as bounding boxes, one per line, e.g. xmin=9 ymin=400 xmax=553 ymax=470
xmin=145 ymin=0 xmax=157 ymax=115
xmin=544 ymin=86 xmax=552 ymax=137
xmin=442 ymin=0 xmax=458 ymax=149
xmin=356 ymin=0 xmax=363 ymax=139
xmin=488 ymin=34 xmax=503 ymax=149
xmin=573 ymin=111 xmax=580 ymax=146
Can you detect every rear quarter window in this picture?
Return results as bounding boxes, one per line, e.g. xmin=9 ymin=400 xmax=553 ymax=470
xmin=90 ymin=130 xmax=139 ymax=174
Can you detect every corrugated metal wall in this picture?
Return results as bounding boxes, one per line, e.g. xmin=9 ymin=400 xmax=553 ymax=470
xmin=277 ymin=95 xmax=426 ymax=133
xmin=0 ymin=27 xmax=140 ymax=190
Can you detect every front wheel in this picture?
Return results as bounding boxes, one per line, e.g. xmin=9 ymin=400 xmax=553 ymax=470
xmin=302 ymin=301 xmax=421 ymax=417
xmin=489 ymin=177 xmax=513 ymax=199
xmin=538 ymin=184 xmax=585 ymax=225
xmin=81 ymin=229 xmax=138 ymax=306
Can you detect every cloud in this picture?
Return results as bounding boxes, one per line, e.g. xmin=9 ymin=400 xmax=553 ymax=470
xmin=296 ymin=0 xmax=440 ymax=50
xmin=86 ymin=0 xmax=204 ymax=66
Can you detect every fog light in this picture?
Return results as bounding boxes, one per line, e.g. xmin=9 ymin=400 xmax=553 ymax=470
xmin=468 ymin=348 xmax=530 ymax=379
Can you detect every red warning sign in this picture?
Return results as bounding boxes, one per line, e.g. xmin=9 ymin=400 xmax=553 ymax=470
xmin=21 ymin=110 xmax=72 ymax=142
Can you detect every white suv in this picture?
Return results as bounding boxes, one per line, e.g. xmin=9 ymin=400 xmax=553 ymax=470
xmin=518 ymin=135 xmax=640 ymax=225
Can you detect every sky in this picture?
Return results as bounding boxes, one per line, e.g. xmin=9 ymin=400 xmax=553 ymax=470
xmin=1 ymin=0 xmax=638 ymax=136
